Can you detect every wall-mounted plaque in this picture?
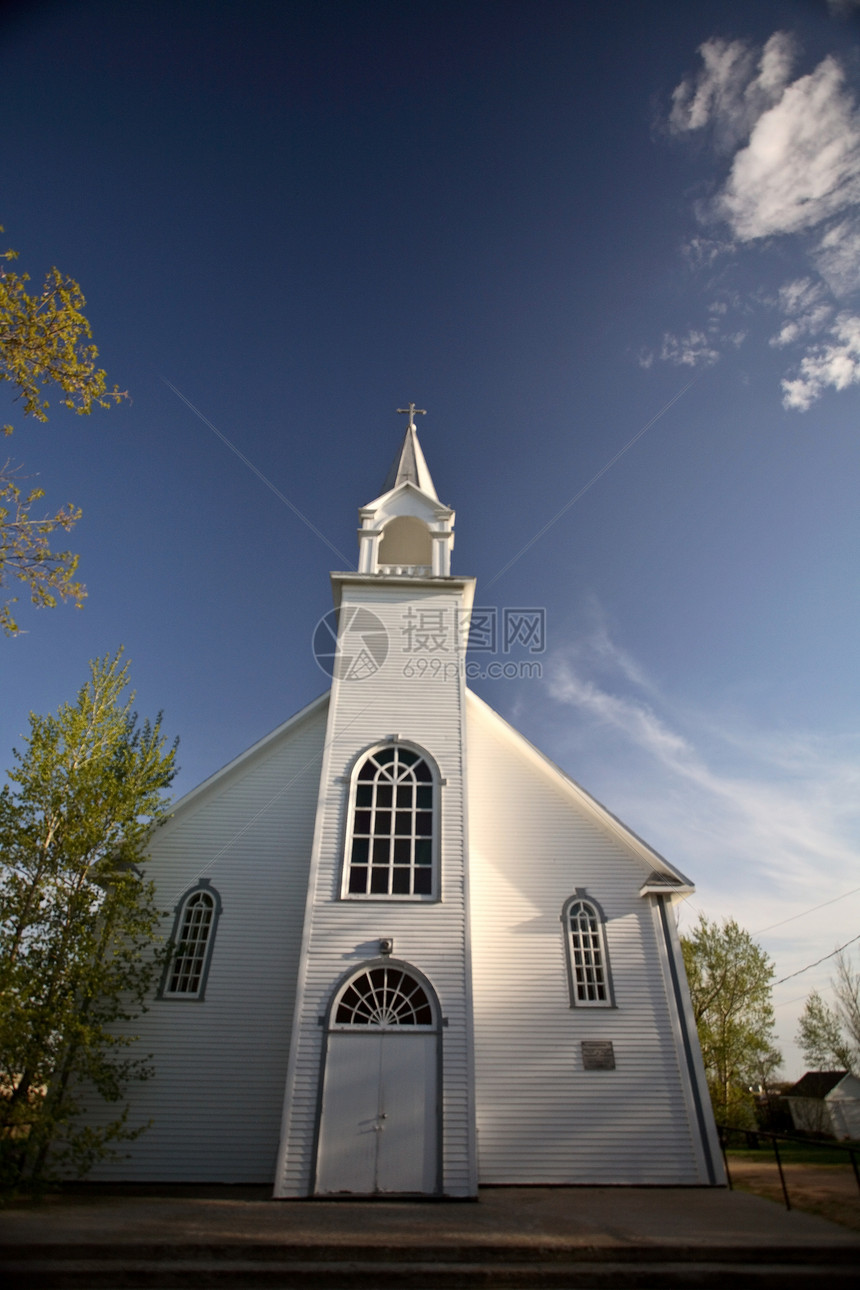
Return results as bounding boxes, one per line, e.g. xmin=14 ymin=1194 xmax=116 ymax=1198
xmin=581 ymin=1040 xmax=615 ymax=1070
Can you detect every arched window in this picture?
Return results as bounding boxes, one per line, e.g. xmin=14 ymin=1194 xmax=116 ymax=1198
xmin=344 ymin=744 xmax=437 ymax=898
xmin=332 ymin=964 xmax=436 ymax=1027
xmin=160 ymin=880 xmax=222 ymax=1000
xmin=562 ymin=892 xmax=613 ymax=1008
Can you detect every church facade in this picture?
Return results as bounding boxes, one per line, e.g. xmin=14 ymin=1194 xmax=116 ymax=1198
xmin=86 ymin=413 xmax=722 ymax=1194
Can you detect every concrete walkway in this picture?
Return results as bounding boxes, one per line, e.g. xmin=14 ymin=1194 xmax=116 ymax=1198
xmin=1 ymin=1184 xmax=859 ymax=1249
xmin=2 ymin=1185 xmax=860 ymax=1286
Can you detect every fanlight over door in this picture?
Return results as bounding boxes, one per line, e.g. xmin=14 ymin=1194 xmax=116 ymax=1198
xmin=314 ymin=964 xmax=440 ymax=1195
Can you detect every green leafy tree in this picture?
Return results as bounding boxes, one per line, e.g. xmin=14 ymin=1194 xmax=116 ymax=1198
xmin=0 ymin=470 xmax=84 ymax=635
xmin=796 ymin=950 xmax=860 ymax=1074
xmin=681 ymin=914 xmax=781 ymax=1125
xmin=0 ymin=231 xmax=126 ymax=634
xmin=0 ymin=651 xmax=176 ymax=1189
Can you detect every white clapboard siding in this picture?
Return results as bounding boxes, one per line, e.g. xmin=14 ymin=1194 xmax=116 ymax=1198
xmin=274 ymin=581 xmax=477 ymax=1197
xmin=466 ymin=691 xmax=712 ymax=1185
xmin=83 ymin=695 xmax=329 ymax=1183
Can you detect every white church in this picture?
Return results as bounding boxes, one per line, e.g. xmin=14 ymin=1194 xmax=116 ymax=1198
xmin=90 ymin=410 xmax=722 ymax=1196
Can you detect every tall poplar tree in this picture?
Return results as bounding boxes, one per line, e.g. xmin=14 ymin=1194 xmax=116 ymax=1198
xmin=681 ymin=914 xmax=781 ymax=1125
xmin=0 ymin=652 xmax=176 ymax=1188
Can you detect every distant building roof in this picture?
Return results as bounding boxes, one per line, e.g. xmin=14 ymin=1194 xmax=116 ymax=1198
xmin=786 ymin=1071 xmax=848 ymax=1100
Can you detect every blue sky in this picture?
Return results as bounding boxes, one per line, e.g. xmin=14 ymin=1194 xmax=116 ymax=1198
xmin=3 ymin=0 xmax=860 ymax=1077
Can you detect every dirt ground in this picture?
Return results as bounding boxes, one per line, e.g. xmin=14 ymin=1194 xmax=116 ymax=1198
xmin=727 ymin=1158 xmax=860 ymax=1232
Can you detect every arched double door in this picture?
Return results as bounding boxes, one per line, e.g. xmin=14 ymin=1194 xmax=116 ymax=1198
xmin=314 ymin=962 xmax=441 ymax=1195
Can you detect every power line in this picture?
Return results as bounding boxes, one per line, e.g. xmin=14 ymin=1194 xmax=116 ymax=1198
xmin=774 ymin=932 xmax=860 ymax=987
xmin=754 ymin=885 xmax=860 ymax=936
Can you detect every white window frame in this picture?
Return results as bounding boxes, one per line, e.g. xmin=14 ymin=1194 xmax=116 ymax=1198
xmin=342 ymin=742 xmax=440 ymax=901
xmin=562 ymin=890 xmax=614 ymax=1008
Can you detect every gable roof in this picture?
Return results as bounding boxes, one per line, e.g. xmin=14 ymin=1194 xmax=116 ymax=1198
xmin=159 ymin=691 xmax=330 ymax=826
xmin=156 ymin=684 xmax=695 ymax=897
xmin=786 ymin=1071 xmax=848 ymax=1099
xmin=465 ymin=688 xmax=695 ymax=893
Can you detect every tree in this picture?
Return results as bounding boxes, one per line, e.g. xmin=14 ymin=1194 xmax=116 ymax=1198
xmin=681 ymin=914 xmax=781 ymax=1125
xmin=0 ymin=470 xmax=84 ymax=635
xmin=0 ymin=231 xmax=126 ymax=634
xmin=796 ymin=949 xmax=860 ymax=1074
xmin=0 ymin=651 xmax=177 ymax=1189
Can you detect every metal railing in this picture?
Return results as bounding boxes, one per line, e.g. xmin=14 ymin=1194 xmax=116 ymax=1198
xmin=718 ymin=1123 xmax=860 ymax=1210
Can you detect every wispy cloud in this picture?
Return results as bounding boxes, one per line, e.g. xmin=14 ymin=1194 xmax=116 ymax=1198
xmin=669 ymin=31 xmax=797 ymax=152
xmin=769 ymin=278 xmax=832 ymax=348
xmin=814 ymin=217 xmax=860 ymax=296
xmin=544 ymin=624 xmax=860 ymax=1072
xmin=827 ymin=0 xmax=860 ymax=17
xmin=655 ymin=28 xmax=860 ymax=408
xmin=546 ymin=628 xmax=860 ymax=902
xmin=550 ymin=665 xmax=693 ymax=764
xmin=681 ymin=236 xmax=736 ymax=270
xmin=659 ymin=329 xmax=721 ymax=368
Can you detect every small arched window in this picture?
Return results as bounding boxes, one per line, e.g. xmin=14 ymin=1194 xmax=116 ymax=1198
xmin=160 ymin=880 xmax=222 ymax=1000
xmin=344 ymin=744 xmax=437 ymax=899
xmin=562 ymin=892 xmax=613 ymax=1008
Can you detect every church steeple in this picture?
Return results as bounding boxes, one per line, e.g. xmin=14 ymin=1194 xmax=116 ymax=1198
xmin=381 ymin=404 xmax=439 ymax=499
xmin=355 ymin=406 xmax=455 ymax=577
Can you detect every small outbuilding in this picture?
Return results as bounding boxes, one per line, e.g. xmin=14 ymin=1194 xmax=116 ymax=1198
xmin=785 ymin=1071 xmax=860 ymax=1140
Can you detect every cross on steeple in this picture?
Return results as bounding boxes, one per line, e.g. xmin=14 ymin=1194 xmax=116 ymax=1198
xmin=396 ymin=403 xmax=426 ymax=431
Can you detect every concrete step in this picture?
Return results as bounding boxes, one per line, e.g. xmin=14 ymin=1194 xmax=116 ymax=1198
xmin=4 ymin=1255 xmax=860 ymax=1289
xmin=5 ymin=1239 xmax=860 ymax=1263
xmin=3 ymin=1242 xmax=860 ymax=1289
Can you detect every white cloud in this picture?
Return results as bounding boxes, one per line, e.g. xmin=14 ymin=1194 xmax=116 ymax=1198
xmin=814 ymin=216 xmax=860 ymax=295
xmin=670 ymin=36 xmax=860 ymax=243
xmin=658 ymin=31 xmax=860 ymax=408
xmin=781 ymin=311 xmax=860 ymax=409
xmin=659 ymin=329 xmax=720 ymax=367
xmin=669 ymin=32 xmax=796 ymax=151
xmin=719 ymin=56 xmax=860 ymax=241
xmin=777 ymin=277 xmax=827 ymax=315
xmin=769 ymin=277 xmax=833 ymax=347
xmin=771 ymin=315 xmax=829 ymax=348
xmin=681 ymin=236 xmax=735 ymax=269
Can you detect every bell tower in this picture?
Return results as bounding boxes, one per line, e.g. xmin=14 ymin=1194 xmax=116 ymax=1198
xmin=274 ymin=407 xmax=477 ymax=1198
xmin=357 ymin=404 xmax=455 ymax=578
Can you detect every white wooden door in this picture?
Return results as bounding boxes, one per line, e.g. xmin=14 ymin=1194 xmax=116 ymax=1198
xmin=315 ymin=1029 xmax=437 ymax=1194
